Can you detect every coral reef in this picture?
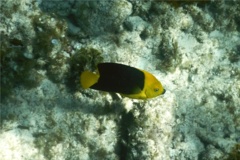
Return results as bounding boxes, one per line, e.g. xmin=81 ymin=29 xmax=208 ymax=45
xmin=40 ymin=0 xmax=132 ymax=36
xmin=0 ymin=0 xmax=240 ymax=160
xmin=224 ymin=143 xmax=240 ymax=160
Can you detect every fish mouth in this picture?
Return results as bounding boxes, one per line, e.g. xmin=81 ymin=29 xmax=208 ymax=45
xmin=162 ymin=89 xmax=166 ymax=94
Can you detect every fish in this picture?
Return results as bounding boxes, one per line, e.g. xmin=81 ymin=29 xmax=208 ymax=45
xmin=80 ymin=63 xmax=165 ymax=99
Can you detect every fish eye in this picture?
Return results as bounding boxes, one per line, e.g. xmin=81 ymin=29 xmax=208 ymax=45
xmin=154 ymin=88 xmax=159 ymax=92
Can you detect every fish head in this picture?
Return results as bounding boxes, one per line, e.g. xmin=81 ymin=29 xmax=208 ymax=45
xmin=145 ymin=81 xmax=165 ymax=98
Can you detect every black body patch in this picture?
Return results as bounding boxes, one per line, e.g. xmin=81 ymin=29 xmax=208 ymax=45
xmin=91 ymin=63 xmax=145 ymax=94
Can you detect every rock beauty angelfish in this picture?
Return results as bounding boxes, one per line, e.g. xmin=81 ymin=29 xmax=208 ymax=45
xmin=80 ymin=63 xmax=165 ymax=99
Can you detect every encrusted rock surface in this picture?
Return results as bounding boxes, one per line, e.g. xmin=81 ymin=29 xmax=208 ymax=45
xmin=1 ymin=0 xmax=240 ymax=159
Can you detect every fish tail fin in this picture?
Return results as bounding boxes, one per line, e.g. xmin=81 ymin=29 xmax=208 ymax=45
xmin=80 ymin=71 xmax=99 ymax=89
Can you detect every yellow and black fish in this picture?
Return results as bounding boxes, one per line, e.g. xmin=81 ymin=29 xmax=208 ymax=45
xmin=80 ymin=63 xmax=165 ymax=99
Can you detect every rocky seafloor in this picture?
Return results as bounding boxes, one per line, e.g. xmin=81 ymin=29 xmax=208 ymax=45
xmin=0 ymin=0 xmax=240 ymax=160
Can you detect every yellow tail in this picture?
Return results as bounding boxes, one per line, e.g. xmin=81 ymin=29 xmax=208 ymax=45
xmin=80 ymin=71 xmax=99 ymax=89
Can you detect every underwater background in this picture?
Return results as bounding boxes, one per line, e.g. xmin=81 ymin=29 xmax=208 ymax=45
xmin=0 ymin=0 xmax=240 ymax=159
